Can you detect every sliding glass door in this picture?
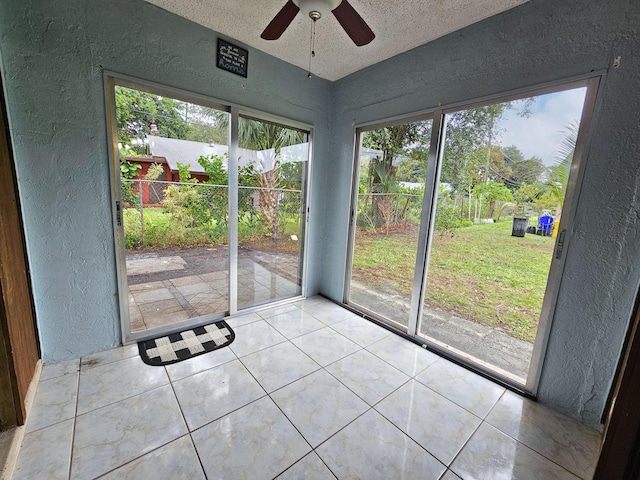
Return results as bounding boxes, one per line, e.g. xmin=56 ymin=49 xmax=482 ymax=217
xmin=107 ymin=77 xmax=310 ymax=342
xmin=236 ymin=116 xmax=309 ymax=310
xmin=345 ymin=78 xmax=598 ymax=389
xmin=346 ymin=120 xmax=432 ymax=328
xmin=113 ymin=84 xmax=231 ymax=336
xmin=417 ymin=86 xmax=590 ymax=384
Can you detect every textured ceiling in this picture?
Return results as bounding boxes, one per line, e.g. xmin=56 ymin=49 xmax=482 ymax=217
xmin=145 ymin=0 xmax=528 ymax=81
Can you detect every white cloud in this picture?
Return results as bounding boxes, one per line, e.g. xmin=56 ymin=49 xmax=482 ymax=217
xmin=495 ymin=87 xmax=587 ymax=165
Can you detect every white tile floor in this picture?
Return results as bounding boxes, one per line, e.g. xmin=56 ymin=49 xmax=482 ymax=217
xmin=12 ymin=296 xmax=602 ymax=480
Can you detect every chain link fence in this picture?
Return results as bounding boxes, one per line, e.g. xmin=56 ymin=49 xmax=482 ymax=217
xmin=122 ymin=179 xmax=303 ymax=249
xmin=356 ymin=192 xmax=423 ymax=231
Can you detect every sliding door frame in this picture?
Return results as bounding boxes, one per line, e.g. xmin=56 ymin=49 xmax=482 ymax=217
xmin=104 ymin=72 xmax=313 ymax=343
xmin=344 ymin=109 xmax=440 ymax=327
xmin=344 ymin=72 xmax=604 ymax=393
xmin=407 ymin=111 xmax=445 ymax=334
xmin=235 ymin=112 xmax=312 ymax=312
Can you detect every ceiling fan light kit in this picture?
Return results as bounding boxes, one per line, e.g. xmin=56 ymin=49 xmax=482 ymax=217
xmin=261 ymin=0 xmax=375 ymax=79
xmin=293 ymin=0 xmax=341 ymax=19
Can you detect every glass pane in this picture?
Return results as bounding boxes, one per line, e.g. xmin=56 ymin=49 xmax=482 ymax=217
xmin=418 ymin=87 xmax=587 ymax=382
xmin=237 ymin=117 xmax=308 ymax=309
xmin=115 ymin=85 xmax=229 ymax=333
xmin=348 ymin=120 xmax=433 ymax=328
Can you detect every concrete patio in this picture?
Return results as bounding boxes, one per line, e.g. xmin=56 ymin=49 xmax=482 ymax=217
xmin=126 ymin=246 xmax=301 ymax=333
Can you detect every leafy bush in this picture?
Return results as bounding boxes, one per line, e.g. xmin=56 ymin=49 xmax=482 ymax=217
xmin=122 ymin=158 xmax=304 ymax=249
xmin=119 ymin=160 xmax=142 ymax=207
xmin=198 ymin=154 xmax=228 ymax=185
xmin=124 ymin=230 xmax=142 ymax=249
xmin=435 ymin=205 xmax=462 ymax=237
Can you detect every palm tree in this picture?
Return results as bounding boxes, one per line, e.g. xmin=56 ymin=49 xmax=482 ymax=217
xmin=238 ymin=118 xmax=305 ymax=239
xmin=548 ymin=121 xmax=578 ymax=207
xmin=535 ymin=121 xmax=579 ymax=232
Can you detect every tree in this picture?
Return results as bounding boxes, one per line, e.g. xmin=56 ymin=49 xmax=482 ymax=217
xmin=501 ymin=145 xmax=545 ymax=187
xmin=502 ymin=145 xmax=525 ymax=165
xmin=198 ymin=154 xmax=229 ymax=186
xmin=115 ymin=86 xmax=191 ymax=154
xmin=547 ymin=121 xmax=578 ymax=207
xmin=472 ymin=181 xmax=513 ymax=220
xmin=513 ymin=182 xmax=545 ymax=215
xmin=435 ymin=204 xmax=462 ymax=237
xmin=395 ymin=147 xmax=429 ymax=183
xmin=440 ymin=104 xmax=509 ymax=193
xmin=182 ymin=105 xmax=228 ymax=145
xmin=361 ymin=121 xmax=431 ymax=225
xmin=360 ymin=105 xmax=514 ymax=227
xmin=512 ymin=157 xmax=545 ymax=185
xmin=238 ymin=118 xmax=306 ymax=238
xmin=115 ymin=87 xmax=229 ymax=156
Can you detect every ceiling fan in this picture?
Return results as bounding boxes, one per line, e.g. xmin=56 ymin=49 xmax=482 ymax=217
xmin=261 ymin=0 xmax=375 ymax=47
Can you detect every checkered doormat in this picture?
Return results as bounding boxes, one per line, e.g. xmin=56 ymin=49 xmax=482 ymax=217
xmin=138 ymin=320 xmax=235 ymax=366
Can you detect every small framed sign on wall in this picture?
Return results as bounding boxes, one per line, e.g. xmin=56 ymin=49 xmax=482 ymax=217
xmin=217 ymin=39 xmax=248 ymax=78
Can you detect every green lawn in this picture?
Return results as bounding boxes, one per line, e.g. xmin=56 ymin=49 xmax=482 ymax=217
xmin=352 ymin=220 xmax=555 ymax=342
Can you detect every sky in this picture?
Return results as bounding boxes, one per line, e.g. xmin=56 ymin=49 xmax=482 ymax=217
xmin=495 ymin=87 xmax=587 ymax=166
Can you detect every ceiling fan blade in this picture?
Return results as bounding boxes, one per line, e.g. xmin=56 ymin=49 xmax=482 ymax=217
xmin=261 ymin=0 xmax=300 ymax=40
xmin=332 ymin=0 xmax=375 ymax=46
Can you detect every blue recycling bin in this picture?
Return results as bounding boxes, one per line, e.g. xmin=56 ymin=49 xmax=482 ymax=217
xmin=538 ymin=215 xmax=554 ymax=236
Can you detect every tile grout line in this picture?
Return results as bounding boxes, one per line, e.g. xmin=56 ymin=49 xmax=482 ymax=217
xmin=255 ymin=372 xmax=319 ymax=477
xmin=480 ymin=418 xmax=591 ymax=479
xmin=90 ymin=434 xmax=194 ymax=480
xmin=165 ymin=364 xmax=209 ymax=480
xmin=60 ymin=297 xmax=595 ymax=480
xmin=182 ymin=350 xmax=270 ymax=437
xmin=272 ymin=452 xmax=339 ymax=480
xmin=66 ymin=361 xmax=82 ymax=480
xmin=454 ymin=387 xmax=589 ymax=479
xmin=483 ymin=391 xmax=597 ymax=478
xmin=315 ymin=332 xmax=495 ymax=473
xmin=239 ymin=312 xmax=422 ymax=464
xmin=80 ymin=346 xmax=139 ymax=371
xmin=187 ymin=394 xmax=267 ymax=437
xmin=445 ymin=409 xmax=486 ymax=473
xmin=371 ymin=403 xmax=448 ymax=473
xmin=263 ymin=326 xmax=418 ymax=477
xmin=368 ymin=353 xmax=505 ymax=472
xmin=237 ymin=333 xmax=365 ymax=479
xmin=74 ymin=380 xmax=170 ymax=420
xmin=238 ymin=309 xmax=495 ymax=473
xmin=275 ymin=364 xmax=376 ymax=478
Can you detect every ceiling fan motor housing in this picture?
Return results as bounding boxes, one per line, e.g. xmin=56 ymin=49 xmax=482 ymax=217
xmin=293 ymin=0 xmax=342 ymax=19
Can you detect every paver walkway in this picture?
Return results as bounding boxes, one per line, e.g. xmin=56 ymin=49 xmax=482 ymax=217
xmin=126 ymin=247 xmax=299 ymax=332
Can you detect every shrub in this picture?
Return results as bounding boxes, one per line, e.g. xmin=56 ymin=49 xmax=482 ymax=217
xmin=435 ymin=205 xmax=462 ymax=237
xmin=124 ymin=230 xmax=142 ymax=249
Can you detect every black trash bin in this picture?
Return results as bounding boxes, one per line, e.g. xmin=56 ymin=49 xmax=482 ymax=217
xmin=512 ymin=217 xmax=528 ymax=237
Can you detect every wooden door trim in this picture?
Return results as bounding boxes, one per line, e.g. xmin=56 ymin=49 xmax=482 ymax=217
xmin=0 ymin=73 xmax=40 ymax=425
xmin=0 ymin=283 xmax=20 ymax=428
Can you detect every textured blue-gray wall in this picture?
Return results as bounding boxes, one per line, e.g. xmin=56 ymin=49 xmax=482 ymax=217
xmin=1 ymin=0 xmax=638 ymax=425
xmin=324 ymin=0 xmax=640 ymax=424
xmin=0 ymin=0 xmax=331 ymax=362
